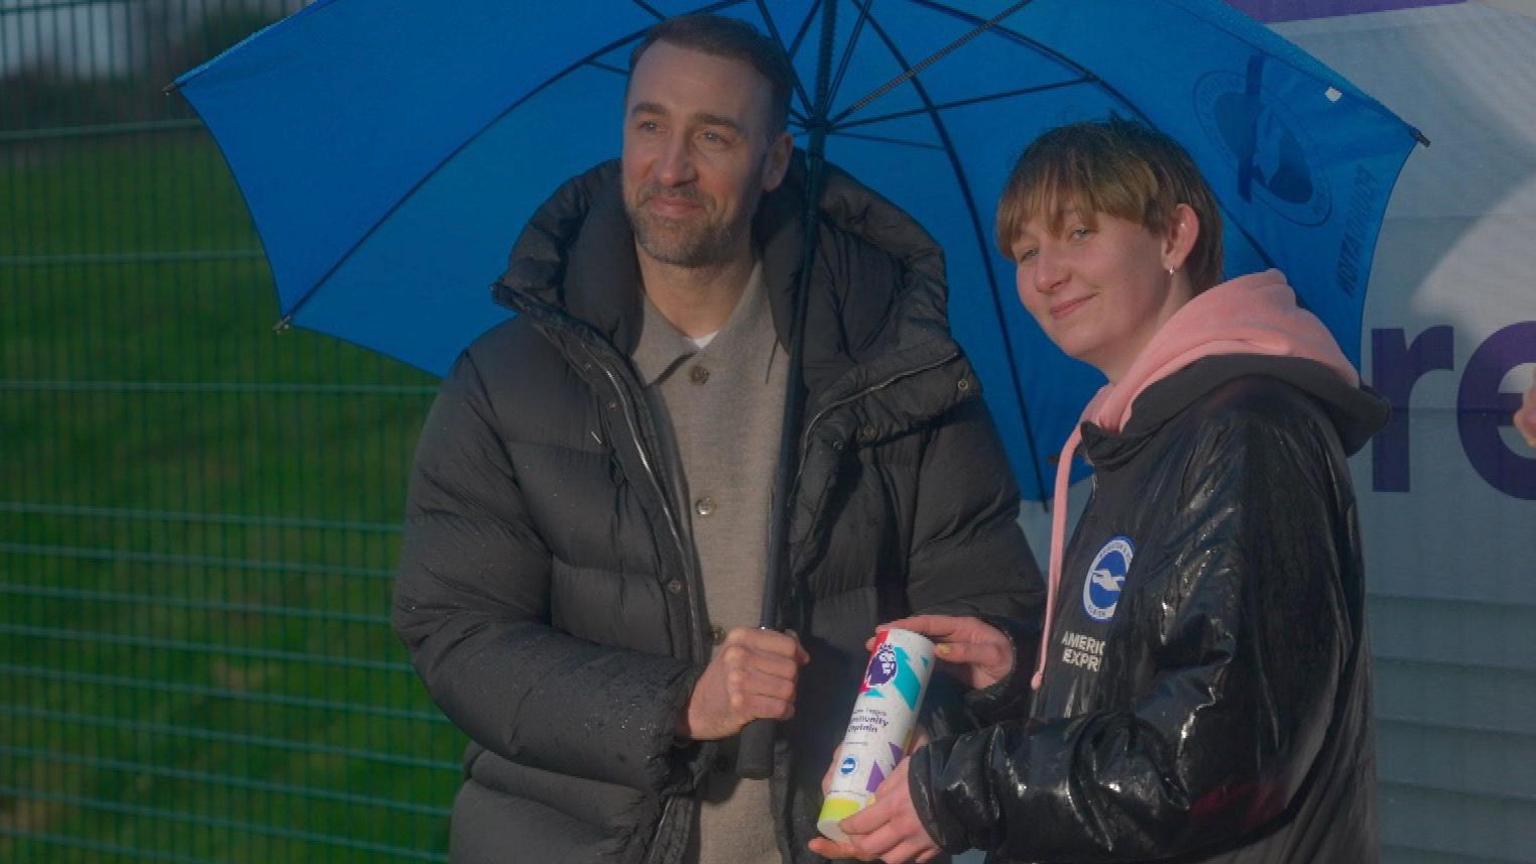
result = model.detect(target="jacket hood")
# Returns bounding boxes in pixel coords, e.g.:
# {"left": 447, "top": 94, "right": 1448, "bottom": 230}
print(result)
{"left": 492, "top": 154, "right": 948, "bottom": 363}
{"left": 1104, "top": 352, "right": 1388, "bottom": 460}
{"left": 1030, "top": 270, "right": 1388, "bottom": 689}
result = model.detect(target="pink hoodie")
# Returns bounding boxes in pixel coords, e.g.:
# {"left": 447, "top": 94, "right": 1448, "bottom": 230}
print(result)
{"left": 1030, "top": 270, "right": 1360, "bottom": 689}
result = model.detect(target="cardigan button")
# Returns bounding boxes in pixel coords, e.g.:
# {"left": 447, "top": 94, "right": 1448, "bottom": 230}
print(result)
{"left": 667, "top": 579, "right": 684, "bottom": 595}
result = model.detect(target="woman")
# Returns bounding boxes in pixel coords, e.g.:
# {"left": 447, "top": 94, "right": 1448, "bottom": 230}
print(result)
{"left": 810, "top": 119, "right": 1387, "bottom": 863}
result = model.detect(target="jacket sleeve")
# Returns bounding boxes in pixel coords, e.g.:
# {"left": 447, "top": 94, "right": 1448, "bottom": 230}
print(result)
{"left": 905, "top": 394, "right": 1047, "bottom": 738}
{"left": 910, "top": 401, "right": 1356, "bottom": 861}
{"left": 392, "top": 349, "right": 702, "bottom": 795}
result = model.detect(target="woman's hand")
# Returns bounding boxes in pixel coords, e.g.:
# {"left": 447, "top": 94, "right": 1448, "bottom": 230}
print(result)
{"left": 821, "top": 728, "right": 931, "bottom": 796}
{"left": 808, "top": 756, "right": 941, "bottom": 863}
{"left": 876, "top": 615, "right": 1015, "bottom": 691}
{"left": 1516, "top": 380, "right": 1536, "bottom": 447}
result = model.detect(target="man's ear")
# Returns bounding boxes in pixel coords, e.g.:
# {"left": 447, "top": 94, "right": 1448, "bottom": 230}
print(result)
{"left": 762, "top": 130, "right": 794, "bottom": 192}
{"left": 1162, "top": 203, "right": 1200, "bottom": 273}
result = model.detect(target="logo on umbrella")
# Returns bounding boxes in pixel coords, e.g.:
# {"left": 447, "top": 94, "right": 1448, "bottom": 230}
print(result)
{"left": 1083, "top": 536, "right": 1135, "bottom": 622}
{"left": 1195, "top": 70, "right": 1333, "bottom": 226}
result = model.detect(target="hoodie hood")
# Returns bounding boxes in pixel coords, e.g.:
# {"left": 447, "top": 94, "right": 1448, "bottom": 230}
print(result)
{"left": 1075, "top": 270, "right": 1361, "bottom": 438}
{"left": 1030, "top": 270, "right": 1387, "bottom": 689}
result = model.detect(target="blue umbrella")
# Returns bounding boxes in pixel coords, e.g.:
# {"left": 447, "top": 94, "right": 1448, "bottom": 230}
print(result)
{"left": 175, "top": 0, "right": 1422, "bottom": 502}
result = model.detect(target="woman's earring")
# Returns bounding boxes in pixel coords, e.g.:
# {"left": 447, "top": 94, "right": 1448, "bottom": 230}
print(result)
{"left": 1166, "top": 266, "right": 1175, "bottom": 276}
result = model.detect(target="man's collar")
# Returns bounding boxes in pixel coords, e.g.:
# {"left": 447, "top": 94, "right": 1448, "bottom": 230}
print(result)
{"left": 632, "top": 259, "right": 767, "bottom": 385}
{"left": 632, "top": 295, "right": 699, "bottom": 386}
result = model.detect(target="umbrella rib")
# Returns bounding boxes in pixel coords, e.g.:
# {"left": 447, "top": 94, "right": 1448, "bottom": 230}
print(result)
{"left": 900, "top": 1, "right": 1280, "bottom": 289}
{"left": 277, "top": 2, "right": 745, "bottom": 323}
{"left": 786, "top": 0, "right": 824, "bottom": 69}
{"left": 585, "top": 60, "right": 628, "bottom": 77}
{"left": 826, "top": 0, "right": 877, "bottom": 117}
{"left": 835, "top": 77, "right": 1093, "bottom": 131}
{"left": 854, "top": 4, "right": 1049, "bottom": 503}
{"left": 830, "top": 0, "right": 1033, "bottom": 127}
{"left": 630, "top": 0, "right": 667, "bottom": 20}
{"left": 902, "top": 0, "right": 1125, "bottom": 105}
{"left": 824, "top": 129, "right": 946, "bottom": 152}
{"left": 751, "top": 0, "right": 815, "bottom": 126}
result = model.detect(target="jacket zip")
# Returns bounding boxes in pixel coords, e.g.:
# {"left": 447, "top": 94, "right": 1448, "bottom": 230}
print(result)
{"left": 585, "top": 344, "right": 705, "bottom": 659}
{"left": 775, "top": 350, "right": 962, "bottom": 622}
{"left": 512, "top": 295, "right": 704, "bottom": 861}
{"left": 791, "top": 350, "right": 962, "bottom": 499}
{"left": 644, "top": 794, "right": 685, "bottom": 864}
{"left": 586, "top": 349, "right": 703, "bottom": 864}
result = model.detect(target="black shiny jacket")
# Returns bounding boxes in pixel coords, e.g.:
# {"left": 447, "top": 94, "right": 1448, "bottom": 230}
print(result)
{"left": 392, "top": 158, "right": 1042, "bottom": 864}
{"left": 912, "top": 355, "right": 1389, "bottom": 863}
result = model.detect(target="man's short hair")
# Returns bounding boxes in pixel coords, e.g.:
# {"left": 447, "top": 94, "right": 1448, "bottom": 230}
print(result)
{"left": 995, "top": 117, "right": 1225, "bottom": 293}
{"left": 629, "top": 14, "right": 796, "bottom": 136}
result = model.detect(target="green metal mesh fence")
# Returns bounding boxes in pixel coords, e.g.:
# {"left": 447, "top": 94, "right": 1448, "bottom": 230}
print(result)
{"left": 2, "top": 2, "right": 461, "bottom": 860}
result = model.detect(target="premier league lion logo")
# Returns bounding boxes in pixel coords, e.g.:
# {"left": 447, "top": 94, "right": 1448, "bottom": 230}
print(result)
{"left": 866, "top": 644, "right": 898, "bottom": 687}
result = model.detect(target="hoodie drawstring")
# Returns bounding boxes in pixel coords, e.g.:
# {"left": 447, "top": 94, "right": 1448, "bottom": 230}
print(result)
{"left": 1032, "top": 424, "right": 1082, "bottom": 690}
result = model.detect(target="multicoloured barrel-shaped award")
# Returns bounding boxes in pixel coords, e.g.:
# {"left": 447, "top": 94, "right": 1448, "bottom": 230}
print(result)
{"left": 817, "top": 627, "right": 935, "bottom": 843}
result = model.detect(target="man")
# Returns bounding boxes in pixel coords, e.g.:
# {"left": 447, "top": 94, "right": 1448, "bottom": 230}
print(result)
{"left": 393, "top": 14, "right": 1040, "bottom": 864}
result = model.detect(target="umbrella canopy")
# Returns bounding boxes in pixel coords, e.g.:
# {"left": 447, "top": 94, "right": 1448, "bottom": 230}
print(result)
{"left": 176, "top": 0, "right": 1421, "bottom": 500}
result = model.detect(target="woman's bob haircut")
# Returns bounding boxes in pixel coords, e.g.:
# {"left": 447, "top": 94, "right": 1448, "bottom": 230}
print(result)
{"left": 996, "top": 117, "right": 1225, "bottom": 293}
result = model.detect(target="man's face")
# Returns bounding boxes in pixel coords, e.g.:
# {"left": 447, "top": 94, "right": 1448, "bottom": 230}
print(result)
{"left": 622, "top": 41, "right": 791, "bottom": 269}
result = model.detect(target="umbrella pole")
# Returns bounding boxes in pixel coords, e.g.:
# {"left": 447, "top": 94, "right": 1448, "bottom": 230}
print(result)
{"left": 736, "top": 0, "right": 839, "bottom": 781}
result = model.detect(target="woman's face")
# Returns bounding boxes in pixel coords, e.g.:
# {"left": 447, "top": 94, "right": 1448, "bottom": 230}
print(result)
{"left": 1010, "top": 205, "right": 1195, "bottom": 382}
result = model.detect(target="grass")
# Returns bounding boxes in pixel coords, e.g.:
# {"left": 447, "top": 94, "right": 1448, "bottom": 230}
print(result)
{"left": 1, "top": 129, "right": 462, "bottom": 862}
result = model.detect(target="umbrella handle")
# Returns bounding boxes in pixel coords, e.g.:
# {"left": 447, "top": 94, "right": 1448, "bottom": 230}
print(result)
{"left": 736, "top": 718, "right": 776, "bottom": 779}
{"left": 735, "top": 0, "right": 838, "bottom": 788}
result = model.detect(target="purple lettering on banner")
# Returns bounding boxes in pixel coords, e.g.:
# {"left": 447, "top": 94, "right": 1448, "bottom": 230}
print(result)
{"left": 1458, "top": 322, "right": 1536, "bottom": 501}
{"left": 1226, "top": 0, "right": 1466, "bottom": 23}
{"left": 1371, "top": 326, "right": 1454, "bottom": 493}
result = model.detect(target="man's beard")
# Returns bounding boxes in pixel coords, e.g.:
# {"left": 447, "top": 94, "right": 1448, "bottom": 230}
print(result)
{"left": 626, "top": 184, "right": 747, "bottom": 269}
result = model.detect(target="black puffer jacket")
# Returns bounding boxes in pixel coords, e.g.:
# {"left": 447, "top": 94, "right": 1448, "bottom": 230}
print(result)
{"left": 393, "top": 158, "right": 1042, "bottom": 864}
{"left": 912, "top": 356, "right": 1388, "bottom": 863}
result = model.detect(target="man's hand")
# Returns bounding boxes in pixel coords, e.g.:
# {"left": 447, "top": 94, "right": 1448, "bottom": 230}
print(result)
{"left": 875, "top": 615, "right": 1014, "bottom": 691}
{"left": 808, "top": 756, "right": 940, "bottom": 863}
{"left": 1517, "top": 380, "right": 1536, "bottom": 447}
{"left": 677, "top": 627, "right": 809, "bottom": 741}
